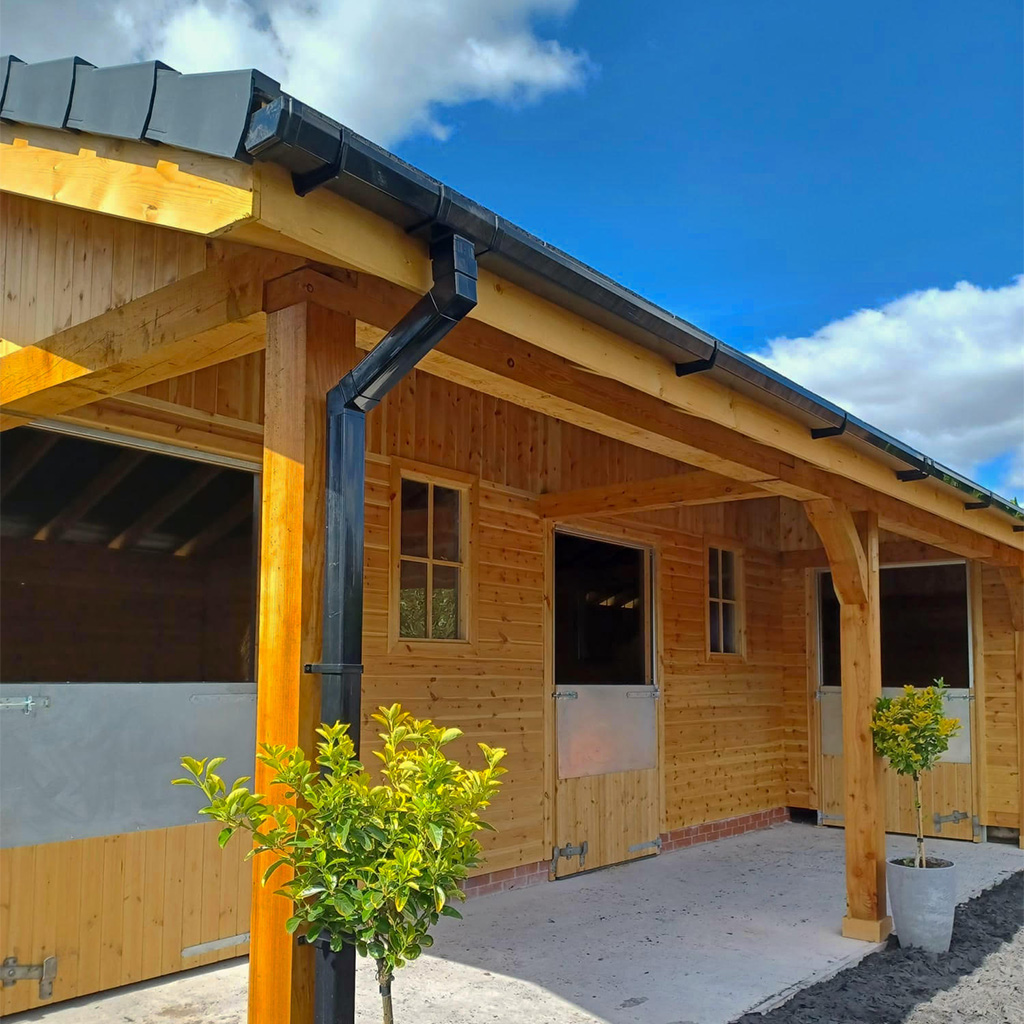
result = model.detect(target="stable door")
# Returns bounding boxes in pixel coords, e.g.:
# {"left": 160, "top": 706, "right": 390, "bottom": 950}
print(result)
{"left": 551, "top": 532, "right": 661, "bottom": 878}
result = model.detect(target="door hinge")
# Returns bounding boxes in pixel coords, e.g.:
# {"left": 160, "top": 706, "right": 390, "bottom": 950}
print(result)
{"left": 552, "top": 691, "right": 578, "bottom": 700}
{"left": 0, "top": 696, "right": 50, "bottom": 716}
{"left": 627, "top": 836, "right": 662, "bottom": 854}
{"left": 933, "top": 809, "right": 969, "bottom": 832}
{"left": 2, "top": 956, "right": 57, "bottom": 999}
{"left": 550, "top": 840, "right": 588, "bottom": 874}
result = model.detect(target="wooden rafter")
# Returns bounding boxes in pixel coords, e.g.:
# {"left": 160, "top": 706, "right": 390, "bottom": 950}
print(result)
{"left": 538, "top": 470, "right": 766, "bottom": 519}
{"left": 34, "top": 450, "right": 145, "bottom": 541}
{"left": 174, "top": 495, "right": 252, "bottom": 558}
{"left": 0, "top": 430, "right": 58, "bottom": 498}
{"left": 0, "top": 251, "right": 301, "bottom": 424}
{"left": 108, "top": 465, "right": 221, "bottom": 551}
{"left": 802, "top": 499, "right": 868, "bottom": 606}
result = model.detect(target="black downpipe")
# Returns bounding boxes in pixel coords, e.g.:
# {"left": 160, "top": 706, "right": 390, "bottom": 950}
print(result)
{"left": 307, "top": 230, "right": 477, "bottom": 1024}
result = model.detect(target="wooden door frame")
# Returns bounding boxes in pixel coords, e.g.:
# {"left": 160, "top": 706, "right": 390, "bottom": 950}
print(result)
{"left": 543, "top": 517, "right": 665, "bottom": 872}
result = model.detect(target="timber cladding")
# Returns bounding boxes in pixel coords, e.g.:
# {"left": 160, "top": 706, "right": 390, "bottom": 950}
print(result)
{"left": 980, "top": 564, "right": 1021, "bottom": 827}
{"left": 0, "top": 822, "right": 251, "bottom": 1015}
{"left": 352, "top": 362, "right": 790, "bottom": 866}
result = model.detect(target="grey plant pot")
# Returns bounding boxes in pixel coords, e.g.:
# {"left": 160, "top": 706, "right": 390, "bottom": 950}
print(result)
{"left": 887, "top": 857, "right": 956, "bottom": 953}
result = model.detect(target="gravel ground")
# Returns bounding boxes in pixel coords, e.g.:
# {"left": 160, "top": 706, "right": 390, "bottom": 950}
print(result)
{"left": 735, "top": 870, "right": 1024, "bottom": 1024}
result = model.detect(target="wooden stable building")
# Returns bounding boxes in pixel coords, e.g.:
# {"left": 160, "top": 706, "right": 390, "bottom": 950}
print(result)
{"left": 0, "top": 56, "right": 1021, "bottom": 1019}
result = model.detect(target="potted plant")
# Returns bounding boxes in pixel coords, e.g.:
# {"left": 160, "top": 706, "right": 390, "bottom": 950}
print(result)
{"left": 174, "top": 703, "right": 506, "bottom": 1024}
{"left": 870, "top": 680, "right": 961, "bottom": 952}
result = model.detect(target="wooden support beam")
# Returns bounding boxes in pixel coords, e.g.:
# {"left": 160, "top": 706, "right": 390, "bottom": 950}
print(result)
{"left": 968, "top": 563, "right": 989, "bottom": 837}
{"left": 266, "top": 268, "right": 1022, "bottom": 566}
{"left": 173, "top": 496, "right": 251, "bottom": 557}
{"left": 803, "top": 499, "right": 869, "bottom": 606}
{"left": 1, "top": 125, "right": 257, "bottom": 236}
{"left": 999, "top": 566, "right": 1024, "bottom": 847}
{"left": 45, "top": 393, "right": 264, "bottom": 466}
{"left": 537, "top": 470, "right": 766, "bottom": 519}
{"left": 805, "top": 502, "right": 891, "bottom": 942}
{"left": 0, "top": 430, "right": 58, "bottom": 498}
{"left": 34, "top": 450, "right": 145, "bottom": 541}
{"left": 250, "top": 302, "right": 357, "bottom": 1024}
{"left": 244, "top": 180, "right": 1020, "bottom": 549}
{"left": 999, "top": 566, "right": 1024, "bottom": 632}
{"left": 108, "top": 465, "right": 221, "bottom": 550}
{"left": 780, "top": 538, "right": 961, "bottom": 570}
{"left": 0, "top": 251, "right": 301, "bottom": 423}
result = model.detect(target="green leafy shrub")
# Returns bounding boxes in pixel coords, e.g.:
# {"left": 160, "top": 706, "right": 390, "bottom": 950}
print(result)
{"left": 871, "top": 680, "right": 960, "bottom": 867}
{"left": 174, "top": 704, "right": 506, "bottom": 1024}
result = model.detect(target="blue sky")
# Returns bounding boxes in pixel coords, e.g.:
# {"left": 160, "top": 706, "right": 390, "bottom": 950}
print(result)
{"left": 397, "top": 1, "right": 1022, "bottom": 348}
{"left": 7, "top": 0, "right": 1023, "bottom": 494}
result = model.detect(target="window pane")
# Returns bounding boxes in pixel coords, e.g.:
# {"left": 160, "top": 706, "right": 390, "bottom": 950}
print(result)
{"left": 399, "top": 559, "right": 428, "bottom": 637}
{"left": 709, "top": 601, "right": 721, "bottom": 653}
{"left": 708, "top": 547, "right": 719, "bottom": 599}
{"left": 721, "top": 549, "right": 735, "bottom": 601}
{"left": 722, "top": 602, "right": 737, "bottom": 654}
{"left": 400, "top": 478, "right": 429, "bottom": 557}
{"left": 432, "top": 564, "right": 460, "bottom": 640}
{"left": 433, "top": 486, "right": 461, "bottom": 563}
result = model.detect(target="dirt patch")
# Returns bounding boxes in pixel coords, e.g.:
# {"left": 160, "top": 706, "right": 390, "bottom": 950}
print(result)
{"left": 734, "top": 870, "right": 1024, "bottom": 1024}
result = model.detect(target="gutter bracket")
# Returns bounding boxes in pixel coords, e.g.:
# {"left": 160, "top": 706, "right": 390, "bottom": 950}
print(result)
{"left": 964, "top": 496, "right": 993, "bottom": 511}
{"left": 675, "top": 340, "right": 718, "bottom": 377}
{"left": 293, "top": 135, "right": 348, "bottom": 197}
{"left": 896, "top": 469, "right": 929, "bottom": 482}
{"left": 810, "top": 413, "right": 848, "bottom": 440}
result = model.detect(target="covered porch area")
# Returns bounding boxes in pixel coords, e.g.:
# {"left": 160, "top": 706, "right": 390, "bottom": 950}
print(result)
{"left": 16, "top": 822, "right": 1022, "bottom": 1024}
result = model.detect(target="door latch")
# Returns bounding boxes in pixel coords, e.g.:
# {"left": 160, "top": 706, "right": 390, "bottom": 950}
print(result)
{"left": 552, "top": 691, "right": 578, "bottom": 700}
{"left": 550, "top": 840, "right": 588, "bottom": 874}
{"left": 2, "top": 956, "right": 57, "bottom": 999}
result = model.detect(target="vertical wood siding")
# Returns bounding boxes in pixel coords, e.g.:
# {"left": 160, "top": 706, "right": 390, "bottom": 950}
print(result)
{"left": 0, "top": 823, "right": 250, "bottom": 1015}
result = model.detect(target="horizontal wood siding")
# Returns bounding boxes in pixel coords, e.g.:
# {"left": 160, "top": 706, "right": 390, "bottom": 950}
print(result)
{"left": 656, "top": 527, "right": 786, "bottom": 828}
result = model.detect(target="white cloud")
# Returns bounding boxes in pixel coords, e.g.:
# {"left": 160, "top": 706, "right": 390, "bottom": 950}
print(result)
{"left": 1, "top": 0, "right": 588, "bottom": 145}
{"left": 757, "top": 278, "right": 1024, "bottom": 496}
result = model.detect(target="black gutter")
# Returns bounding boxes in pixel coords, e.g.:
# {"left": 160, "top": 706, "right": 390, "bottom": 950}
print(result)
{"left": 244, "top": 94, "right": 1022, "bottom": 525}
{"left": 303, "top": 229, "right": 477, "bottom": 1024}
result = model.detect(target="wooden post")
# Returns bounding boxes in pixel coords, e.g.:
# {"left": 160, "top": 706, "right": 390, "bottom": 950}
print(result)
{"left": 804, "top": 500, "right": 891, "bottom": 942}
{"left": 968, "top": 562, "right": 988, "bottom": 841}
{"left": 998, "top": 567, "right": 1024, "bottom": 849}
{"left": 250, "top": 303, "right": 356, "bottom": 1024}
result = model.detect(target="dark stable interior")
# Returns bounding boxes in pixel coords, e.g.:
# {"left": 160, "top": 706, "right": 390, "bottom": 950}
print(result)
{"left": 1, "top": 427, "right": 255, "bottom": 683}
{"left": 818, "top": 562, "right": 970, "bottom": 688}
{"left": 554, "top": 532, "right": 647, "bottom": 685}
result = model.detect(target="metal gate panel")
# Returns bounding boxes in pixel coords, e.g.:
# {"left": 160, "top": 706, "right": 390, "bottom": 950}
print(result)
{"left": 555, "top": 684, "right": 658, "bottom": 779}
{"left": 0, "top": 682, "right": 256, "bottom": 849}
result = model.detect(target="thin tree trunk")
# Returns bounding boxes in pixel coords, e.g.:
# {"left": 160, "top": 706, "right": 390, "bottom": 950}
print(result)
{"left": 377, "top": 959, "right": 395, "bottom": 1024}
{"left": 913, "top": 773, "right": 925, "bottom": 868}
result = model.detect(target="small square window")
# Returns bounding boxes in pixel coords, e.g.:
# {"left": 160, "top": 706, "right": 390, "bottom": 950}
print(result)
{"left": 708, "top": 545, "right": 742, "bottom": 656}
{"left": 396, "top": 474, "right": 466, "bottom": 641}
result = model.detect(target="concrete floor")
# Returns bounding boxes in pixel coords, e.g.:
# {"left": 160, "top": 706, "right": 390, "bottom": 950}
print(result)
{"left": 11, "top": 823, "right": 1023, "bottom": 1024}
